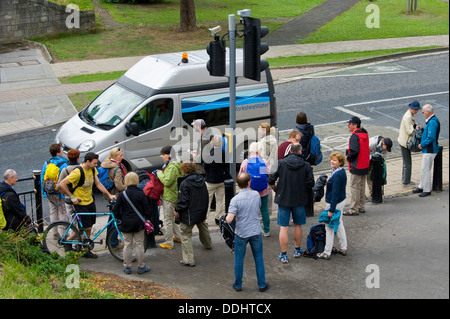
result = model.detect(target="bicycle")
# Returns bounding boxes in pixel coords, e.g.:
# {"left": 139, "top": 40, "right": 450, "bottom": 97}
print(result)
{"left": 42, "top": 199, "right": 147, "bottom": 261}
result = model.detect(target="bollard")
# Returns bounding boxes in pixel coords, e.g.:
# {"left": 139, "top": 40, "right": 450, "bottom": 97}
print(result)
{"left": 33, "top": 170, "right": 43, "bottom": 233}
{"left": 432, "top": 146, "right": 444, "bottom": 192}
{"left": 371, "top": 154, "right": 384, "bottom": 204}
{"left": 224, "top": 179, "right": 235, "bottom": 215}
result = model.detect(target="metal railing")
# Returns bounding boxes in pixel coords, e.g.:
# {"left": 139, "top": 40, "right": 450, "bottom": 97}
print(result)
{"left": 16, "top": 170, "right": 43, "bottom": 233}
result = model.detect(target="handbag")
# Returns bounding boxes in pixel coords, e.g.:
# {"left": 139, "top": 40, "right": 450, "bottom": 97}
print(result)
{"left": 123, "top": 190, "right": 154, "bottom": 234}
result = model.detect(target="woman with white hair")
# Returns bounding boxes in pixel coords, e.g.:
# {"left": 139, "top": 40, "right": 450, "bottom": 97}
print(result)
{"left": 239, "top": 142, "right": 271, "bottom": 237}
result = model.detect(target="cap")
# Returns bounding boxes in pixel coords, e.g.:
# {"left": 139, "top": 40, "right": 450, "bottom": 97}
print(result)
{"left": 191, "top": 119, "right": 206, "bottom": 128}
{"left": 383, "top": 137, "right": 393, "bottom": 152}
{"left": 409, "top": 101, "right": 420, "bottom": 110}
{"left": 348, "top": 116, "right": 361, "bottom": 125}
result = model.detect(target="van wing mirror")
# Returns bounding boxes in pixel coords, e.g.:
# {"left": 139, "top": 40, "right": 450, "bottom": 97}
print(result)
{"left": 125, "top": 122, "right": 140, "bottom": 137}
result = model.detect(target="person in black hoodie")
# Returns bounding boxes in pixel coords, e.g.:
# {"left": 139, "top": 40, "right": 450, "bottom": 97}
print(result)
{"left": 175, "top": 162, "right": 212, "bottom": 267}
{"left": 268, "top": 143, "right": 315, "bottom": 264}
{"left": 1, "top": 169, "right": 32, "bottom": 232}
{"left": 113, "top": 172, "right": 151, "bottom": 275}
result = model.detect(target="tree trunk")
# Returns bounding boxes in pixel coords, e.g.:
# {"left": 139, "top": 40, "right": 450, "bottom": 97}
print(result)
{"left": 180, "top": 0, "right": 197, "bottom": 32}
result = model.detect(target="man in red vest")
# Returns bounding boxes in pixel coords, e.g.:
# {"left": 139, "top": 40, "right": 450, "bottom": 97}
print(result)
{"left": 344, "top": 117, "right": 370, "bottom": 216}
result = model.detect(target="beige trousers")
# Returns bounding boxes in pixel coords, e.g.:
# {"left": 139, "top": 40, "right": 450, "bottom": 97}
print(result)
{"left": 180, "top": 221, "right": 212, "bottom": 265}
{"left": 123, "top": 229, "right": 146, "bottom": 269}
{"left": 349, "top": 173, "right": 366, "bottom": 214}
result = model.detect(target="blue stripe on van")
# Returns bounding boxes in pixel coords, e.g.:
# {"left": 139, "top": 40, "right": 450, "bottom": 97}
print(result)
{"left": 181, "top": 88, "right": 269, "bottom": 113}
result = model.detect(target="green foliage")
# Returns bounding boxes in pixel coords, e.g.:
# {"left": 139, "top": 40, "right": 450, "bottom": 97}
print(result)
{"left": 0, "top": 229, "right": 81, "bottom": 278}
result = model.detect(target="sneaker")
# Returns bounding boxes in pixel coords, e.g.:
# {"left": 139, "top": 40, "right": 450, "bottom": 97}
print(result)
{"left": 173, "top": 237, "right": 182, "bottom": 243}
{"left": 262, "top": 231, "right": 270, "bottom": 237}
{"left": 294, "top": 248, "right": 304, "bottom": 258}
{"left": 123, "top": 267, "right": 132, "bottom": 274}
{"left": 159, "top": 242, "right": 174, "bottom": 249}
{"left": 138, "top": 265, "right": 151, "bottom": 274}
{"left": 278, "top": 252, "right": 288, "bottom": 264}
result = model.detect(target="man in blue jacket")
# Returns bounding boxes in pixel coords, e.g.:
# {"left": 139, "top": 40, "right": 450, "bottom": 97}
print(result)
{"left": 413, "top": 104, "right": 441, "bottom": 197}
{"left": 41, "top": 143, "right": 68, "bottom": 239}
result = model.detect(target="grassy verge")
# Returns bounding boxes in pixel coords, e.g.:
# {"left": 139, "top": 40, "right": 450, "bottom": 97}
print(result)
{"left": 69, "top": 91, "right": 102, "bottom": 111}
{"left": 304, "top": 0, "right": 449, "bottom": 43}
{"left": 267, "top": 46, "right": 441, "bottom": 68}
{"left": 0, "top": 230, "right": 116, "bottom": 298}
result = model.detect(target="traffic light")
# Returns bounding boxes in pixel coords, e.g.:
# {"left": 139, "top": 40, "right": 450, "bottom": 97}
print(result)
{"left": 243, "top": 17, "right": 269, "bottom": 81}
{"left": 206, "top": 37, "right": 226, "bottom": 77}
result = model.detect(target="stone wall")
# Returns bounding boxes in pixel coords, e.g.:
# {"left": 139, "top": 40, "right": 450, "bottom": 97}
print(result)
{"left": 0, "top": 0, "right": 95, "bottom": 43}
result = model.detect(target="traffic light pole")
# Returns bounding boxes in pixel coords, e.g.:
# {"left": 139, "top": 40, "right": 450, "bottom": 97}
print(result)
{"left": 228, "top": 14, "right": 237, "bottom": 183}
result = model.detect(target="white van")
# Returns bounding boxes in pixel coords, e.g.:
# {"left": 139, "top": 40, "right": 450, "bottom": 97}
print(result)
{"left": 55, "top": 49, "right": 276, "bottom": 171}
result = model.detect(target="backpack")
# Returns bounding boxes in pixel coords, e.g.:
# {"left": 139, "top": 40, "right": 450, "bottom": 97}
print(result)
{"left": 96, "top": 166, "right": 118, "bottom": 190}
{"left": 143, "top": 173, "right": 164, "bottom": 200}
{"left": 313, "top": 174, "right": 328, "bottom": 202}
{"left": 247, "top": 157, "right": 268, "bottom": 192}
{"left": 0, "top": 192, "right": 7, "bottom": 230}
{"left": 407, "top": 128, "right": 423, "bottom": 153}
{"left": 303, "top": 224, "right": 326, "bottom": 258}
{"left": 305, "top": 135, "right": 323, "bottom": 166}
{"left": 43, "top": 160, "right": 65, "bottom": 194}
{"left": 219, "top": 214, "right": 235, "bottom": 252}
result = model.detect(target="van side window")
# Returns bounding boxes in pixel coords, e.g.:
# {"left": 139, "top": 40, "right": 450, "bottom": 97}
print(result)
{"left": 181, "top": 89, "right": 270, "bottom": 128}
{"left": 130, "top": 98, "right": 173, "bottom": 134}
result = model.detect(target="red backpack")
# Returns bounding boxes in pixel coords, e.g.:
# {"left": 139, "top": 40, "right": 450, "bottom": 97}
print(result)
{"left": 143, "top": 173, "right": 164, "bottom": 200}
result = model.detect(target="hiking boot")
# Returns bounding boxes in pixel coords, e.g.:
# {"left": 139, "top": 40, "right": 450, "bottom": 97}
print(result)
{"left": 278, "top": 252, "right": 288, "bottom": 264}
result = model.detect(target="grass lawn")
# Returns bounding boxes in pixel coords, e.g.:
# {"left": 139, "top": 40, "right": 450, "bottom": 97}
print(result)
{"left": 304, "top": 0, "right": 449, "bottom": 43}
{"left": 35, "top": 0, "right": 326, "bottom": 61}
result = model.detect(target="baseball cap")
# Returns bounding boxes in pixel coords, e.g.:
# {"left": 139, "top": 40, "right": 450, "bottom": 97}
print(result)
{"left": 384, "top": 137, "right": 393, "bottom": 152}
{"left": 409, "top": 101, "right": 420, "bottom": 110}
{"left": 348, "top": 116, "right": 361, "bottom": 125}
{"left": 191, "top": 119, "right": 206, "bottom": 128}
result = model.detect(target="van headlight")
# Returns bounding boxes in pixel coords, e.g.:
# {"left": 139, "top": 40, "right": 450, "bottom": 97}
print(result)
{"left": 78, "top": 140, "right": 96, "bottom": 152}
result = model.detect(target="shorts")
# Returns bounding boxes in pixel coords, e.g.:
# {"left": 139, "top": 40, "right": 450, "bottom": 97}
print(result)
{"left": 277, "top": 205, "right": 306, "bottom": 227}
{"left": 74, "top": 202, "right": 97, "bottom": 229}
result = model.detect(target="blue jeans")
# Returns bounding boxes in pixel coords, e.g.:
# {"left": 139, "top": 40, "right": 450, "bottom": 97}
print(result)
{"left": 234, "top": 233, "right": 267, "bottom": 290}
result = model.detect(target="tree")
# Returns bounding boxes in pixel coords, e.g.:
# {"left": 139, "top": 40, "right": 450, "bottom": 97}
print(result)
{"left": 407, "top": 0, "right": 418, "bottom": 14}
{"left": 180, "top": 0, "right": 197, "bottom": 31}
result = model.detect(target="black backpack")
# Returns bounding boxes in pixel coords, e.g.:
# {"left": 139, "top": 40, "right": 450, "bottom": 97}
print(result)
{"left": 219, "top": 214, "right": 235, "bottom": 252}
{"left": 303, "top": 224, "right": 326, "bottom": 258}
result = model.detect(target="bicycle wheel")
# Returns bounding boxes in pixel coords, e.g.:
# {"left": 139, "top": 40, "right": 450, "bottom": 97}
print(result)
{"left": 106, "top": 227, "right": 148, "bottom": 262}
{"left": 42, "top": 221, "right": 81, "bottom": 257}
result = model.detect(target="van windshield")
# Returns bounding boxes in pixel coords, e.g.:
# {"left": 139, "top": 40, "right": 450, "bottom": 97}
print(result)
{"left": 81, "top": 84, "right": 145, "bottom": 130}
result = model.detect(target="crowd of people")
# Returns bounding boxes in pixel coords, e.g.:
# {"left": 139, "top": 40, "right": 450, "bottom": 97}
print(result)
{"left": 0, "top": 101, "right": 441, "bottom": 291}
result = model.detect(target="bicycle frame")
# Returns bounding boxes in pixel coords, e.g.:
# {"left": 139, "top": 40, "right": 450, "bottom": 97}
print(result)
{"left": 61, "top": 212, "right": 123, "bottom": 247}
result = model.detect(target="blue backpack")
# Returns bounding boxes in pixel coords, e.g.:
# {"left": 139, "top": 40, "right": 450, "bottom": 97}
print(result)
{"left": 97, "top": 166, "right": 119, "bottom": 190}
{"left": 305, "top": 135, "right": 323, "bottom": 166}
{"left": 247, "top": 157, "right": 268, "bottom": 192}
{"left": 304, "top": 224, "right": 326, "bottom": 258}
